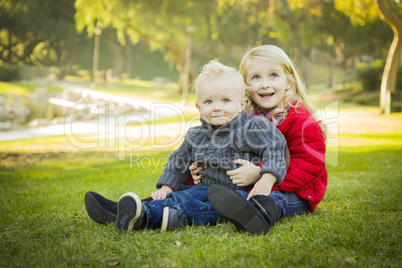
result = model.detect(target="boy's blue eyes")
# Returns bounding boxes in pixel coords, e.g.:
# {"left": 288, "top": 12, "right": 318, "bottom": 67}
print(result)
{"left": 205, "top": 99, "right": 230, "bottom": 104}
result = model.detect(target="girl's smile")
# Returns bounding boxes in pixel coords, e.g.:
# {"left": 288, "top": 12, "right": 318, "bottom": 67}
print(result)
{"left": 258, "top": 91, "right": 275, "bottom": 99}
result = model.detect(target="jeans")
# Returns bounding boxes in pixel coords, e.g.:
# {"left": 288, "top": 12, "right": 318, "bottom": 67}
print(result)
{"left": 268, "top": 190, "right": 310, "bottom": 219}
{"left": 142, "top": 185, "right": 309, "bottom": 229}
{"left": 143, "top": 185, "right": 248, "bottom": 229}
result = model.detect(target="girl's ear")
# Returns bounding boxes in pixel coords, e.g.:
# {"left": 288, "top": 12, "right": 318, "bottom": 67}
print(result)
{"left": 287, "top": 74, "right": 295, "bottom": 90}
{"left": 195, "top": 102, "right": 200, "bottom": 111}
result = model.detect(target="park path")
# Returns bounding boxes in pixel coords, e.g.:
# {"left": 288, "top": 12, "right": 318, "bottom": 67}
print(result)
{"left": 0, "top": 81, "right": 199, "bottom": 142}
{"left": 338, "top": 109, "right": 401, "bottom": 134}
{"left": 0, "top": 87, "right": 400, "bottom": 142}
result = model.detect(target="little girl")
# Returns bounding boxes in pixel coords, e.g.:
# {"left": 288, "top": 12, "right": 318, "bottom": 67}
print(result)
{"left": 204, "top": 45, "right": 327, "bottom": 235}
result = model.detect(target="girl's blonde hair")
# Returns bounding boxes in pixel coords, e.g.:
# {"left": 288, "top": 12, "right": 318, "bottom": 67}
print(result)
{"left": 192, "top": 59, "right": 252, "bottom": 112}
{"left": 239, "top": 45, "right": 326, "bottom": 138}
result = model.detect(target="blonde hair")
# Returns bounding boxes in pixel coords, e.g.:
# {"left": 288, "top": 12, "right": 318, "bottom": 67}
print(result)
{"left": 239, "top": 45, "right": 327, "bottom": 138}
{"left": 192, "top": 59, "right": 252, "bottom": 112}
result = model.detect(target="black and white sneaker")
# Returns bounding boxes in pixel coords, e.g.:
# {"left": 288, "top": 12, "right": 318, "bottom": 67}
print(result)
{"left": 161, "top": 207, "right": 185, "bottom": 231}
{"left": 85, "top": 191, "right": 117, "bottom": 225}
{"left": 116, "top": 192, "right": 145, "bottom": 232}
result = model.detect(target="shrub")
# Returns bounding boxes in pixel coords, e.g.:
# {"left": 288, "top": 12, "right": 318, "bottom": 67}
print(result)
{"left": 0, "top": 65, "right": 20, "bottom": 81}
{"left": 356, "top": 66, "right": 383, "bottom": 92}
{"left": 396, "top": 68, "right": 402, "bottom": 92}
{"left": 357, "top": 65, "right": 402, "bottom": 92}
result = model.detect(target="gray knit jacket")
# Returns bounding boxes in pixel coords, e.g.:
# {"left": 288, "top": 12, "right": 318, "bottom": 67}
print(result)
{"left": 156, "top": 110, "right": 289, "bottom": 191}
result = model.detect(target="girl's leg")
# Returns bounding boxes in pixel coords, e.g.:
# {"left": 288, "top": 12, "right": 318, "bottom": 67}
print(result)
{"left": 207, "top": 185, "right": 310, "bottom": 235}
{"left": 268, "top": 191, "right": 310, "bottom": 219}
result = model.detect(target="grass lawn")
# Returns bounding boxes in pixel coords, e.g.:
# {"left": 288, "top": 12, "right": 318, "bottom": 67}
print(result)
{"left": 0, "top": 79, "right": 401, "bottom": 266}
{"left": 0, "top": 130, "right": 401, "bottom": 267}
{"left": 0, "top": 81, "right": 65, "bottom": 95}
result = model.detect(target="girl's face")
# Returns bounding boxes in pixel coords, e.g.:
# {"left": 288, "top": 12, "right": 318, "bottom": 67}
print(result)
{"left": 245, "top": 58, "right": 293, "bottom": 114}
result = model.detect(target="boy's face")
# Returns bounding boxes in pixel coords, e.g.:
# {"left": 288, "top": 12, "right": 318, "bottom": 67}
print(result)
{"left": 245, "top": 59, "right": 293, "bottom": 114}
{"left": 196, "top": 73, "right": 246, "bottom": 128}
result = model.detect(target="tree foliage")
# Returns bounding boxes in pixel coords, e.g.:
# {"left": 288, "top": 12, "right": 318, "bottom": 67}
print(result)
{"left": 0, "top": 0, "right": 83, "bottom": 74}
{"left": 1, "top": 0, "right": 397, "bottom": 111}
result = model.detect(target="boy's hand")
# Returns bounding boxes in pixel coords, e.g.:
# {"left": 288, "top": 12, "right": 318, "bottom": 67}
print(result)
{"left": 189, "top": 162, "right": 203, "bottom": 184}
{"left": 247, "top": 173, "right": 277, "bottom": 200}
{"left": 151, "top": 185, "right": 173, "bottom": 200}
{"left": 227, "top": 159, "right": 261, "bottom": 187}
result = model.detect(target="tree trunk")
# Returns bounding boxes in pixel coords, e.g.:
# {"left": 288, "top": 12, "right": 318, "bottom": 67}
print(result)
{"left": 107, "top": 40, "right": 124, "bottom": 77}
{"left": 376, "top": 0, "right": 402, "bottom": 113}
{"left": 304, "top": 48, "right": 314, "bottom": 89}
{"left": 6, "top": 28, "right": 12, "bottom": 63}
{"left": 125, "top": 37, "right": 132, "bottom": 77}
{"left": 328, "top": 55, "right": 334, "bottom": 89}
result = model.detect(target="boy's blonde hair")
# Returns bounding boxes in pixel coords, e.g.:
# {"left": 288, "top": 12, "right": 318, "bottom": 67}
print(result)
{"left": 192, "top": 59, "right": 251, "bottom": 111}
{"left": 239, "top": 45, "right": 326, "bottom": 138}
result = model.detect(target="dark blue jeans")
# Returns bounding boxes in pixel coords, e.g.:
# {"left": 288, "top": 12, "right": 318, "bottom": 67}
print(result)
{"left": 142, "top": 185, "right": 309, "bottom": 229}
{"left": 268, "top": 190, "right": 310, "bottom": 219}
{"left": 143, "top": 185, "right": 248, "bottom": 229}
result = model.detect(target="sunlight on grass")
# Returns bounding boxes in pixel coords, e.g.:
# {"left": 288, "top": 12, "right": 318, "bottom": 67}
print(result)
{"left": 0, "top": 78, "right": 401, "bottom": 267}
{"left": 0, "top": 133, "right": 401, "bottom": 267}
{"left": 0, "top": 81, "right": 65, "bottom": 94}
{"left": 0, "top": 81, "right": 31, "bottom": 95}
{"left": 119, "top": 78, "right": 177, "bottom": 89}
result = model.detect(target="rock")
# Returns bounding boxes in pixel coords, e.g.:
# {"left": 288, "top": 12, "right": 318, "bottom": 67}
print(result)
{"left": 28, "top": 118, "right": 51, "bottom": 128}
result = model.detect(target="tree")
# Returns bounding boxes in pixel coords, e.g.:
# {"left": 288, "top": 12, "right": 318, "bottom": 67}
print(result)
{"left": 335, "top": 0, "right": 402, "bottom": 113}
{"left": 375, "top": 0, "right": 402, "bottom": 113}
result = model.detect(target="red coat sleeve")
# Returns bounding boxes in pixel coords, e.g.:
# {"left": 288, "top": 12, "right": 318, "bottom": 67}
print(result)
{"left": 273, "top": 105, "right": 326, "bottom": 193}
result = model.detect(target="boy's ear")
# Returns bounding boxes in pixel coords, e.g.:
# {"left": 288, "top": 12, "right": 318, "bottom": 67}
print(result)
{"left": 195, "top": 102, "right": 200, "bottom": 110}
{"left": 239, "top": 98, "right": 247, "bottom": 112}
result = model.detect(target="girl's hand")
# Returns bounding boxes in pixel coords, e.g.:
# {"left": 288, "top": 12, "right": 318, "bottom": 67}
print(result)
{"left": 189, "top": 162, "right": 203, "bottom": 184}
{"left": 151, "top": 185, "right": 173, "bottom": 200}
{"left": 227, "top": 159, "right": 261, "bottom": 187}
{"left": 247, "top": 173, "right": 277, "bottom": 200}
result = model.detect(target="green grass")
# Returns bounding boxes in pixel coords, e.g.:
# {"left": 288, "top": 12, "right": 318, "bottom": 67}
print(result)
{"left": 0, "top": 81, "right": 65, "bottom": 95}
{"left": 0, "top": 133, "right": 401, "bottom": 267}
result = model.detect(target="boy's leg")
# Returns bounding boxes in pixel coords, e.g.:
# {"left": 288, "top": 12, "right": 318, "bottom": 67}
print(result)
{"left": 144, "top": 185, "right": 210, "bottom": 229}
{"left": 173, "top": 198, "right": 222, "bottom": 227}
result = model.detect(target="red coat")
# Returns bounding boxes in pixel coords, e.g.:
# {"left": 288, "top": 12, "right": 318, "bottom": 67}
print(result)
{"left": 272, "top": 104, "right": 327, "bottom": 212}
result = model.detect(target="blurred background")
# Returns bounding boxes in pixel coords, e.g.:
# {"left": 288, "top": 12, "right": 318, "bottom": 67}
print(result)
{"left": 0, "top": 0, "right": 401, "bottom": 133}
{"left": 0, "top": 3, "right": 401, "bottom": 266}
